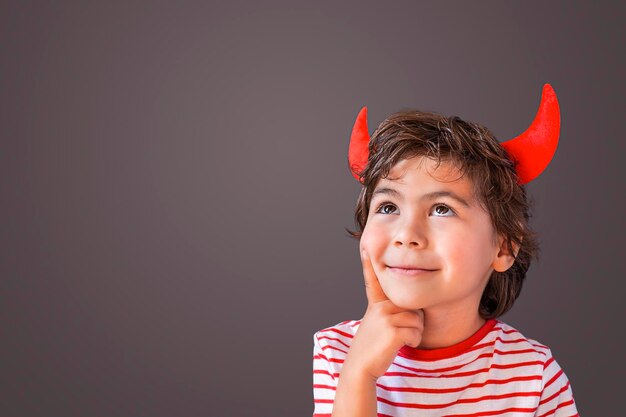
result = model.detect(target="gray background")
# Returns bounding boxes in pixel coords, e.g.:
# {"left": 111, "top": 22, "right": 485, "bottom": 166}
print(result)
{"left": 1, "top": 1, "right": 624, "bottom": 416}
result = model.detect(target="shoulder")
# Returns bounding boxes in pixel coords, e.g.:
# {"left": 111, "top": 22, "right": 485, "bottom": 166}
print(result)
{"left": 492, "top": 319, "right": 551, "bottom": 357}
{"left": 492, "top": 320, "right": 571, "bottom": 380}
{"left": 312, "top": 319, "right": 361, "bottom": 361}
{"left": 313, "top": 319, "right": 361, "bottom": 352}
{"left": 484, "top": 320, "right": 559, "bottom": 383}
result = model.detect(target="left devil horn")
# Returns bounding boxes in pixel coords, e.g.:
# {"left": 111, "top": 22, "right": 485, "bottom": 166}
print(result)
{"left": 500, "top": 84, "right": 561, "bottom": 184}
{"left": 348, "top": 106, "right": 371, "bottom": 182}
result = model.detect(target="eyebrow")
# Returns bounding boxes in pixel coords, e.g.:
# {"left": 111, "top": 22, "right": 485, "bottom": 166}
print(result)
{"left": 371, "top": 187, "right": 472, "bottom": 208}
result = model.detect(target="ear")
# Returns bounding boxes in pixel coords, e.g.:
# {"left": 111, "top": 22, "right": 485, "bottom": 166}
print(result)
{"left": 492, "top": 234, "right": 521, "bottom": 273}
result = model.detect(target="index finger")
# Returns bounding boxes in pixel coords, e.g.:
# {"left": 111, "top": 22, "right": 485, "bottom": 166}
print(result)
{"left": 361, "top": 250, "right": 389, "bottom": 305}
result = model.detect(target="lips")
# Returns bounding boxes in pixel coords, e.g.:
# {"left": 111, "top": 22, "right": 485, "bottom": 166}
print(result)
{"left": 386, "top": 265, "right": 438, "bottom": 277}
{"left": 387, "top": 264, "right": 437, "bottom": 271}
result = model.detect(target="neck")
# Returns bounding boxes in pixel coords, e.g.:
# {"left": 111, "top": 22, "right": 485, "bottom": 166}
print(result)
{"left": 416, "top": 306, "right": 486, "bottom": 350}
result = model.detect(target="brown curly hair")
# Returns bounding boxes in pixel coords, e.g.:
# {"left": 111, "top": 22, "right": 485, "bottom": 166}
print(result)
{"left": 345, "top": 110, "right": 540, "bottom": 319}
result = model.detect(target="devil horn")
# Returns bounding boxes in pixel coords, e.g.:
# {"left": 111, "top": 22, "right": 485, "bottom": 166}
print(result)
{"left": 348, "top": 106, "right": 371, "bottom": 182}
{"left": 500, "top": 84, "right": 561, "bottom": 184}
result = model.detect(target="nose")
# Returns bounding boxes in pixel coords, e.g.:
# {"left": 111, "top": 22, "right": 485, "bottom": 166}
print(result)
{"left": 393, "top": 215, "right": 428, "bottom": 248}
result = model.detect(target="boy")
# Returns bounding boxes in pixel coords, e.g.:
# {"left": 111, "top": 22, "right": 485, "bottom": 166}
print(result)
{"left": 312, "top": 84, "right": 579, "bottom": 417}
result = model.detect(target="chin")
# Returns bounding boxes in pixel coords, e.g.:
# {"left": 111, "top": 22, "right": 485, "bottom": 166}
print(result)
{"left": 388, "top": 293, "right": 424, "bottom": 311}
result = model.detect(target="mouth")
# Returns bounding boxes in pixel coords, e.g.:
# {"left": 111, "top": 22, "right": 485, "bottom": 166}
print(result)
{"left": 386, "top": 265, "right": 437, "bottom": 276}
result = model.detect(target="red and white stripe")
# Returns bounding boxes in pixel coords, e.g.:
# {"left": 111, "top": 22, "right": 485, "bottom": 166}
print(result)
{"left": 312, "top": 319, "right": 578, "bottom": 417}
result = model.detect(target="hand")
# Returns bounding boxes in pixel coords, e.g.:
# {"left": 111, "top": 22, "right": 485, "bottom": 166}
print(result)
{"left": 342, "top": 250, "right": 425, "bottom": 381}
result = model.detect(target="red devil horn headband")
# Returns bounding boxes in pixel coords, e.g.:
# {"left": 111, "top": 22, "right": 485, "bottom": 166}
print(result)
{"left": 348, "top": 83, "right": 560, "bottom": 185}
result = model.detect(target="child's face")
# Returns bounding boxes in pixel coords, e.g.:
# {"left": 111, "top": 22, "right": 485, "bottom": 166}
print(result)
{"left": 360, "top": 155, "right": 513, "bottom": 314}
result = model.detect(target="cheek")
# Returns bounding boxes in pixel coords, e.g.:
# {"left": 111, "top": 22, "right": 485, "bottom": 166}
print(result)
{"left": 450, "top": 246, "right": 474, "bottom": 271}
{"left": 442, "top": 229, "right": 495, "bottom": 270}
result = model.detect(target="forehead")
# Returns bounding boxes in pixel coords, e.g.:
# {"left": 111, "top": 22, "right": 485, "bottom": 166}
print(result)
{"left": 383, "top": 156, "right": 471, "bottom": 189}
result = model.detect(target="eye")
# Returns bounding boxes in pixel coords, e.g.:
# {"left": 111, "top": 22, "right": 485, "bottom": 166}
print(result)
{"left": 431, "top": 204, "right": 455, "bottom": 217}
{"left": 375, "top": 202, "right": 397, "bottom": 215}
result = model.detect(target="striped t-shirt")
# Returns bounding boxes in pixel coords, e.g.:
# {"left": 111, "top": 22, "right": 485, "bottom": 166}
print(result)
{"left": 312, "top": 318, "right": 578, "bottom": 417}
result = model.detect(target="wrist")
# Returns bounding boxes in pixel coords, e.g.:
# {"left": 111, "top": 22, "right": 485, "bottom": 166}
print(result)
{"left": 340, "top": 362, "right": 378, "bottom": 385}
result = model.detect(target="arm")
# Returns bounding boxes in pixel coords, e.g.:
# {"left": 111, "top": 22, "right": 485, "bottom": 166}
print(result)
{"left": 312, "top": 250, "right": 424, "bottom": 417}
{"left": 312, "top": 332, "right": 338, "bottom": 417}
{"left": 311, "top": 331, "right": 378, "bottom": 417}
{"left": 331, "top": 360, "right": 378, "bottom": 417}
{"left": 534, "top": 351, "right": 579, "bottom": 417}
